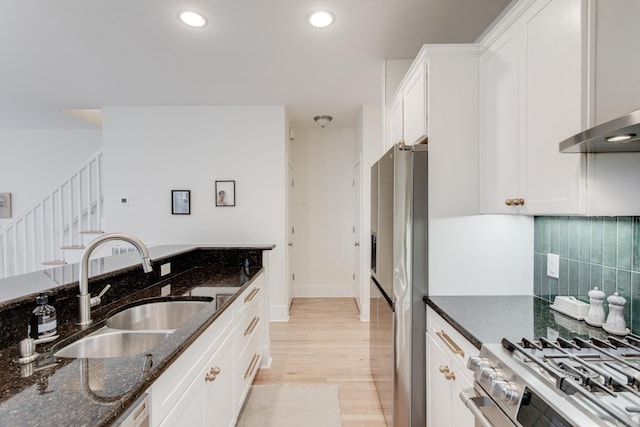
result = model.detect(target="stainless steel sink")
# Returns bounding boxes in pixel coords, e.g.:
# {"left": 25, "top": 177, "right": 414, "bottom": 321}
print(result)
{"left": 106, "top": 300, "right": 211, "bottom": 331}
{"left": 53, "top": 330, "right": 171, "bottom": 358}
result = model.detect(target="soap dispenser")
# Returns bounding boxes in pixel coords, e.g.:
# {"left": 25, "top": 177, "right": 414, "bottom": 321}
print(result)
{"left": 585, "top": 287, "right": 606, "bottom": 327}
{"left": 28, "top": 293, "right": 57, "bottom": 340}
{"left": 603, "top": 292, "right": 629, "bottom": 336}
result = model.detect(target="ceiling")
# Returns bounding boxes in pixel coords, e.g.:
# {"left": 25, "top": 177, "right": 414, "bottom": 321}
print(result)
{"left": 0, "top": 0, "right": 512, "bottom": 130}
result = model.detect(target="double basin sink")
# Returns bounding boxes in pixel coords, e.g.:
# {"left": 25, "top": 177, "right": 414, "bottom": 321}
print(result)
{"left": 52, "top": 298, "right": 214, "bottom": 359}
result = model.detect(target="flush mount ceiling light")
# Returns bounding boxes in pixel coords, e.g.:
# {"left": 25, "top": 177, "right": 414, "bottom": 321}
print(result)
{"left": 314, "top": 115, "right": 333, "bottom": 128}
{"left": 606, "top": 133, "right": 636, "bottom": 143}
{"left": 179, "top": 11, "right": 207, "bottom": 28}
{"left": 309, "top": 11, "right": 334, "bottom": 28}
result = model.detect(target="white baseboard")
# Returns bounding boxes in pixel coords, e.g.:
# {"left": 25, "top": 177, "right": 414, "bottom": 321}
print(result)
{"left": 293, "top": 283, "right": 356, "bottom": 298}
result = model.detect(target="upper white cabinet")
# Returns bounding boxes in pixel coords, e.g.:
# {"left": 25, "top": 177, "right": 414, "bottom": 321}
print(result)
{"left": 401, "top": 63, "right": 427, "bottom": 146}
{"left": 479, "top": 0, "right": 640, "bottom": 216}
{"left": 479, "top": 0, "right": 587, "bottom": 215}
{"left": 386, "top": 58, "right": 428, "bottom": 147}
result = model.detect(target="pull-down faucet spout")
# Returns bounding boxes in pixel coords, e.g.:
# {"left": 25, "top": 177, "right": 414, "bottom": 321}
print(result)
{"left": 77, "top": 233, "right": 153, "bottom": 326}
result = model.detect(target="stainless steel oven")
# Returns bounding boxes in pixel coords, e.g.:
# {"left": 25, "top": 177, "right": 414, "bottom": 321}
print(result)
{"left": 462, "top": 336, "right": 640, "bottom": 427}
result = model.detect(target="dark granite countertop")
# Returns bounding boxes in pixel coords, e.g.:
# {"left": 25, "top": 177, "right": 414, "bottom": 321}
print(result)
{"left": 0, "top": 246, "right": 272, "bottom": 426}
{"left": 425, "top": 295, "right": 610, "bottom": 350}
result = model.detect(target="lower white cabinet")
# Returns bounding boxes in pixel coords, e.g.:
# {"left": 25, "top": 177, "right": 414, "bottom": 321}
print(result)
{"left": 426, "top": 308, "right": 477, "bottom": 427}
{"left": 158, "top": 333, "right": 235, "bottom": 427}
{"left": 150, "top": 272, "right": 267, "bottom": 427}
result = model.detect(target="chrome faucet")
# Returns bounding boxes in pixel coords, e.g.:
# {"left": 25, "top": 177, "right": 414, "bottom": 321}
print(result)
{"left": 77, "top": 233, "right": 153, "bottom": 325}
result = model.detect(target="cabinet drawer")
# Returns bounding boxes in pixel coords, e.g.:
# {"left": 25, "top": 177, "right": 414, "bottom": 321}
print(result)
{"left": 237, "top": 281, "right": 262, "bottom": 319}
{"left": 236, "top": 307, "right": 261, "bottom": 357}
{"left": 237, "top": 331, "right": 262, "bottom": 408}
{"left": 427, "top": 308, "right": 478, "bottom": 372}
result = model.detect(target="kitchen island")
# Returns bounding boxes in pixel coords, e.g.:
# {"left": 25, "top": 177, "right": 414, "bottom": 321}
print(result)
{"left": 0, "top": 244, "right": 273, "bottom": 426}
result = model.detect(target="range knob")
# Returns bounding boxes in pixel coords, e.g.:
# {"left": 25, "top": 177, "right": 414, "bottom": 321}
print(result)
{"left": 467, "top": 356, "right": 490, "bottom": 373}
{"left": 490, "top": 379, "right": 519, "bottom": 405}
{"left": 477, "top": 366, "right": 503, "bottom": 389}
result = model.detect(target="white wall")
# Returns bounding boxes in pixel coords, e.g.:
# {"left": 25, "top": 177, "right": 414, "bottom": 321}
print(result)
{"left": 357, "top": 104, "right": 384, "bottom": 320}
{"left": 101, "top": 106, "right": 288, "bottom": 320}
{"left": 0, "top": 129, "right": 102, "bottom": 228}
{"left": 290, "top": 127, "right": 356, "bottom": 297}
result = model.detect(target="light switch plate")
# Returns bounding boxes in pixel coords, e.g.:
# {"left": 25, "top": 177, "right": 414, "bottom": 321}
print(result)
{"left": 160, "top": 263, "right": 171, "bottom": 276}
{"left": 547, "top": 253, "right": 560, "bottom": 279}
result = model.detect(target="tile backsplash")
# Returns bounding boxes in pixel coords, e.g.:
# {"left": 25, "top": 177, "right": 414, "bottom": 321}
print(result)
{"left": 534, "top": 216, "right": 640, "bottom": 332}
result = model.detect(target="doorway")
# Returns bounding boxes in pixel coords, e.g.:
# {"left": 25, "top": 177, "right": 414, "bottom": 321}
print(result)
{"left": 288, "top": 127, "right": 357, "bottom": 298}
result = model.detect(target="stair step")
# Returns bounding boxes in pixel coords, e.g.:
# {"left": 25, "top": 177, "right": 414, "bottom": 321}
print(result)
{"left": 61, "top": 245, "right": 85, "bottom": 250}
{"left": 42, "top": 260, "right": 68, "bottom": 266}
{"left": 80, "top": 230, "right": 104, "bottom": 235}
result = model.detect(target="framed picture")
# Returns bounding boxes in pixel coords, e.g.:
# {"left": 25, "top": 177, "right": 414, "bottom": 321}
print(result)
{"left": 0, "top": 193, "right": 11, "bottom": 218}
{"left": 215, "top": 180, "right": 236, "bottom": 207}
{"left": 171, "top": 190, "right": 191, "bottom": 215}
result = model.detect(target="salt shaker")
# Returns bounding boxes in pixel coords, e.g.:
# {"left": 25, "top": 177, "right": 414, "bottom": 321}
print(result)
{"left": 585, "top": 287, "right": 606, "bottom": 327}
{"left": 603, "top": 292, "right": 629, "bottom": 335}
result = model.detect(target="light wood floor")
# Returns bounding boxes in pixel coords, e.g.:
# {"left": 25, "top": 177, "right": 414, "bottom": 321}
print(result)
{"left": 253, "top": 297, "right": 386, "bottom": 427}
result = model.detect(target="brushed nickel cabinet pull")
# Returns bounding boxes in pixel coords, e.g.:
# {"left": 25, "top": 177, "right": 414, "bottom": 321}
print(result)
{"left": 244, "top": 287, "right": 260, "bottom": 303}
{"left": 244, "top": 316, "right": 260, "bottom": 336}
{"left": 505, "top": 199, "right": 514, "bottom": 206}
{"left": 436, "top": 330, "right": 465, "bottom": 358}
{"left": 244, "top": 353, "right": 260, "bottom": 379}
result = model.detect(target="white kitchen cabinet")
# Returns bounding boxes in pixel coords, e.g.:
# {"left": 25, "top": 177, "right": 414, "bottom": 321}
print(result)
{"left": 386, "top": 95, "right": 404, "bottom": 149}
{"left": 158, "top": 333, "right": 235, "bottom": 427}
{"left": 426, "top": 307, "right": 477, "bottom": 427}
{"left": 479, "top": 0, "right": 587, "bottom": 215}
{"left": 385, "top": 57, "right": 427, "bottom": 149}
{"left": 402, "top": 62, "right": 427, "bottom": 146}
{"left": 150, "top": 271, "right": 268, "bottom": 427}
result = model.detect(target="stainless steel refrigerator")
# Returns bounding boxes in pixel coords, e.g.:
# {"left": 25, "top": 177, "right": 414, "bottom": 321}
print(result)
{"left": 370, "top": 143, "right": 427, "bottom": 427}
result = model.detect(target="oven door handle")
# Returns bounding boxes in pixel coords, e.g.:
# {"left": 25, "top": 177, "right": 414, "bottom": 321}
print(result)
{"left": 460, "top": 388, "right": 496, "bottom": 427}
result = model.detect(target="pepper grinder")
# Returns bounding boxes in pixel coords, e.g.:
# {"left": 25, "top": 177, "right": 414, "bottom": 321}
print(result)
{"left": 585, "top": 287, "right": 606, "bottom": 327}
{"left": 603, "top": 292, "right": 629, "bottom": 335}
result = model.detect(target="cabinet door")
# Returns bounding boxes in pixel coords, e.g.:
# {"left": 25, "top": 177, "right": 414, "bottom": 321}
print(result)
{"left": 479, "top": 25, "right": 520, "bottom": 214}
{"left": 387, "top": 95, "right": 403, "bottom": 149}
{"left": 518, "top": 0, "right": 586, "bottom": 214}
{"left": 205, "top": 335, "right": 236, "bottom": 427}
{"left": 426, "top": 333, "right": 452, "bottom": 427}
{"left": 402, "top": 62, "right": 427, "bottom": 145}
{"left": 157, "top": 367, "right": 206, "bottom": 427}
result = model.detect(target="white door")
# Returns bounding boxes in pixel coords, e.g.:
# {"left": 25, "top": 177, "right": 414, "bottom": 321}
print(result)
{"left": 352, "top": 162, "right": 361, "bottom": 312}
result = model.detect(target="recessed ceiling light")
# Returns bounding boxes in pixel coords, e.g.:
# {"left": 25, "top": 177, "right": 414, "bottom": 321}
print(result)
{"left": 309, "top": 11, "right": 334, "bottom": 28}
{"left": 179, "top": 11, "right": 207, "bottom": 28}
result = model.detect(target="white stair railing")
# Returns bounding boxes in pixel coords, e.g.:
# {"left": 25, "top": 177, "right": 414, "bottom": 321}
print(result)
{"left": 0, "top": 151, "right": 104, "bottom": 279}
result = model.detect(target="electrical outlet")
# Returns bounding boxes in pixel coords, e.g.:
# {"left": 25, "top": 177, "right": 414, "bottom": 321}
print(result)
{"left": 161, "top": 284, "right": 171, "bottom": 297}
{"left": 160, "top": 263, "right": 171, "bottom": 276}
{"left": 547, "top": 253, "right": 560, "bottom": 279}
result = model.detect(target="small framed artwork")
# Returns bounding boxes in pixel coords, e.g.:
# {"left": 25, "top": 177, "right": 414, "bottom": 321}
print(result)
{"left": 0, "top": 193, "right": 11, "bottom": 218}
{"left": 215, "top": 180, "right": 236, "bottom": 207}
{"left": 171, "top": 190, "right": 191, "bottom": 215}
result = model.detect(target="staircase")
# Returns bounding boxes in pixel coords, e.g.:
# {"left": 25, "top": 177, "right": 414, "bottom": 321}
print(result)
{"left": 0, "top": 151, "right": 104, "bottom": 279}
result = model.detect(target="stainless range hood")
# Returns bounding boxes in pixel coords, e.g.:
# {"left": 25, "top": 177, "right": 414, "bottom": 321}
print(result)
{"left": 559, "top": 109, "right": 640, "bottom": 153}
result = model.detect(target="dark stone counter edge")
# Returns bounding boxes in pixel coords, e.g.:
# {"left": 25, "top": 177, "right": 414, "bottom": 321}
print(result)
{"left": 424, "top": 296, "right": 483, "bottom": 350}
